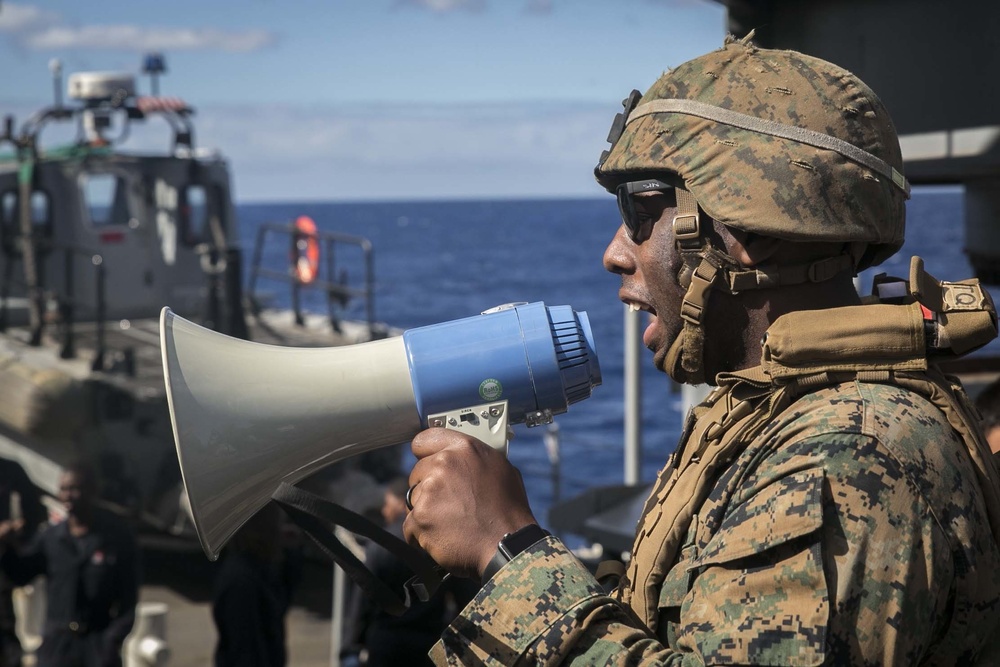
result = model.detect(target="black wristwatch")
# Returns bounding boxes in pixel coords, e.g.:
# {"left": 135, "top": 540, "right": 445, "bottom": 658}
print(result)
{"left": 481, "top": 524, "right": 551, "bottom": 585}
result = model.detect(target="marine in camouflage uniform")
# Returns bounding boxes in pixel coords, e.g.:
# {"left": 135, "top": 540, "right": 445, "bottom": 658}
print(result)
{"left": 405, "top": 36, "right": 1000, "bottom": 665}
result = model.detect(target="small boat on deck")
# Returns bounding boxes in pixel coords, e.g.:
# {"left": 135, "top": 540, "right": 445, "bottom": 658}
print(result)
{"left": 0, "top": 58, "right": 396, "bottom": 540}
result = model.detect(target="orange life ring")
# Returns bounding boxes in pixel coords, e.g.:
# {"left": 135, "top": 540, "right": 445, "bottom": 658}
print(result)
{"left": 292, "top": 216, "right": 320, "bottom": 284}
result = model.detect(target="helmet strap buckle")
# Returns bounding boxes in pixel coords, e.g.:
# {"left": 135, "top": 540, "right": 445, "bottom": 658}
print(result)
{"left": 673, "top": 188, "right": 702, "bottom": 252}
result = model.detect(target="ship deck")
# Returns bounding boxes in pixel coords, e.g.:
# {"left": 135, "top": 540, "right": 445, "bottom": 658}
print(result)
{"left": 0, "top": 309, "right": 396, "bottom": 397}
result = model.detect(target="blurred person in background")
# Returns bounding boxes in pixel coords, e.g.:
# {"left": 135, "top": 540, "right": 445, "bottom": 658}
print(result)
{"left": 975, "top": 379, "right": 1000, "bottom": 459}
{"left": 0, "top": 457, "right": 46, "bottom": 667}
{"left": 0, "top": 460, "right": 138, "bottom": 667}
{"left": 351, "top": 477, "right": 477, "bottom": 667}
{"left": 212, "top": 503, "right": 303, "bottom": 667}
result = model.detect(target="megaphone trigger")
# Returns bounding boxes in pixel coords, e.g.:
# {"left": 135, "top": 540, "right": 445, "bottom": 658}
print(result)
{"left": 427, "top": 400, "right": 510, "bottom": 454}
{"left": 404, "top": 567, "right": 451, "bottom": 605}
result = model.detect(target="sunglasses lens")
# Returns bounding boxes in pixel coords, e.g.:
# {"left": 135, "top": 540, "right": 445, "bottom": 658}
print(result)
{"left": 616, "top": 186, "right": 639, "bottom": 242}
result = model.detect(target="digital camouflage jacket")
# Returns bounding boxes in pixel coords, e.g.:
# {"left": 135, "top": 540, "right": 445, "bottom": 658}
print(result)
{"left": 431, "top": 300, "right": 1000, "bottom": 665}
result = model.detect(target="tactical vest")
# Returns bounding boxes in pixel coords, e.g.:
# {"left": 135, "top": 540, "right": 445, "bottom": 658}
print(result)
{"left": 617, "top": 257, "right": 1000, "bottom": 630}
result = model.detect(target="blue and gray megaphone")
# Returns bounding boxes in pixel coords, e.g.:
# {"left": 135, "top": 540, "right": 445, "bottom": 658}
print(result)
{"left": 160, "top": 302, "right": 601, "bottom": 561}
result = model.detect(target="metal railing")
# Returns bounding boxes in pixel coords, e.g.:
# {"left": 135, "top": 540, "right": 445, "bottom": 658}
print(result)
{"left": 0, "top": 237, "right": 109, "bottom": 370}
{"left": 57, "top": 246, "right": 108, "bottom": 370}
{"left": 196, "top": 245, "right": 249, "bottom": 341}
{"left": 246, "top": 221, "right": 378, "bottom": 338}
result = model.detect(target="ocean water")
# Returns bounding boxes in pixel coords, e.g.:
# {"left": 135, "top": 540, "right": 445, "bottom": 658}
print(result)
{"left": 236, "top": 187, "right": 978, "bottom": 525}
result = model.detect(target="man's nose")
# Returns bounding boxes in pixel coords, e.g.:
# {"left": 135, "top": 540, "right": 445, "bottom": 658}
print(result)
{"left": 603, "top": 226, "right": 635, "bottom": 275}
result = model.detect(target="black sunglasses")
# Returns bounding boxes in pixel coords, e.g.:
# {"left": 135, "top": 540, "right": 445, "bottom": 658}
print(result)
{"left": 615, "top": 179, "right": 673, "bottom": 243}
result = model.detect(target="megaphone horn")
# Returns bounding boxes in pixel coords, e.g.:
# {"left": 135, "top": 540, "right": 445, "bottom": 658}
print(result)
{"left": 160, "top": 302, "right": 601, "bottom": 561}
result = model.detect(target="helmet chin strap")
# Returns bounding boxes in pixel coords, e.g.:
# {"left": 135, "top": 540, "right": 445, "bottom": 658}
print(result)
{"left": 663, "top": 188, "right": 855, "bottom": 385}
{"left": 664, "top": 188, "right": 723, "bottom": 385}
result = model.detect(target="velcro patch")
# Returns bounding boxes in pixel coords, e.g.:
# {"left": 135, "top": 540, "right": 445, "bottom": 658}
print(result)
{"left": 940, "top": 282, "right": 987, "bottom": 312}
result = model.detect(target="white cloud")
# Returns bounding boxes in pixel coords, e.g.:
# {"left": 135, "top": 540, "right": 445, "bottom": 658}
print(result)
{"left": 393, "top": 0, "right": 554, "bottom": 14}
{"left": 196, "top": 102, "right": 605, "bottom": 162}
{"left": 394, "top": 0, "right": 488, "bottom": 13}
{"left": 186, "top": 101, "right": 614, "bottom": 201}
{"left": 0, "top": 2, "right": 276, "bottom": 54}
{"left": 24, "top": 26, "right": 276, "bottom": 53}
{"left": 0, "top": 3, "right": 59, "bottom": 32}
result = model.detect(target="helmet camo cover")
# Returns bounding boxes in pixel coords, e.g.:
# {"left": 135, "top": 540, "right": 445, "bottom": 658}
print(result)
{"left": 596, "top": 36, "right": 909, "bottom": 270}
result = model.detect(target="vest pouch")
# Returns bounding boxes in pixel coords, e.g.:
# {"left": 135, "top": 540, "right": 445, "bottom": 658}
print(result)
{"left": 761, "top": 303, "right": 927, "bottom": 381}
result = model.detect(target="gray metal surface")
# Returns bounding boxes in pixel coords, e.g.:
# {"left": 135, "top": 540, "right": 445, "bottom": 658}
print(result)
{"left": 713, "top": 0, "right": 1000, "bottom": 184}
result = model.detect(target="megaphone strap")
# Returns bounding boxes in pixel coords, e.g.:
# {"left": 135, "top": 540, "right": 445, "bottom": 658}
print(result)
{"left": 271, "top": 483, "right": 449, "bottom": 616}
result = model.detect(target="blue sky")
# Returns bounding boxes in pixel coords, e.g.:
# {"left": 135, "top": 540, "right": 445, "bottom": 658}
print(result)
{"left": 1, "top": 0, "right": 726, "bottom": 202}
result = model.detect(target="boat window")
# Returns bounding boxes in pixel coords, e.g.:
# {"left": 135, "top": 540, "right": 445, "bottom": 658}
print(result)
{"left": 1, "top": 190, "right": 51, "bottom": 226}
{"left": 81, "top": 173, "right": 130, "bottom": 227}
{"left": 30, "top": 191, "right": 49, "bottom": 226}
{"left": 181, "top": 184, "right": 208, "bottom": 245}
{"left": 0, "top": 191, "right": 14, "bottom": 228}
{"left": 180, "top": 183, "right": 225, "bottom": 246}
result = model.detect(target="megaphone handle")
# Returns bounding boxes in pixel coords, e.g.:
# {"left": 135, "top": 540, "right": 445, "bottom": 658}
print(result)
{"left": 427, "top": 400, "right": 511, "bottom": 455}
{"left": 272, "top": 483, "right": 448, "bottom": 616}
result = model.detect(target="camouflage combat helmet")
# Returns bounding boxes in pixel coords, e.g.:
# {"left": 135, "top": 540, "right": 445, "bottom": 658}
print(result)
{"left": 596, "top": 35, "right": 911, "bottom": 384}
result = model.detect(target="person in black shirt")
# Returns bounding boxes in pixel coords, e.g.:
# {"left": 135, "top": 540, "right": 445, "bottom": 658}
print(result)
{"left": 0, "top": 461, "right": 138, "bottom": 667}
{"left": 0, "top": 457, "right": 46, "bottom": 667}
{"left": 212, "top": 503, "right": 302, "bottom": 667}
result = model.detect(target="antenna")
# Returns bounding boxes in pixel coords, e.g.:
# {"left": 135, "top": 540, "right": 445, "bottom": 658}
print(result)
{"left": 48, "top": 58, "right": 63, "bottom": 108}
{"left": 142, "top": 52, "right": 167, "bottom": 96}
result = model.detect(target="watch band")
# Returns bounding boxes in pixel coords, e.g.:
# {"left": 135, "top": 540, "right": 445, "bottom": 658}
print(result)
{"left": 481, "top": 524, "right": 551, "bottom": 585}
